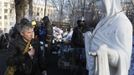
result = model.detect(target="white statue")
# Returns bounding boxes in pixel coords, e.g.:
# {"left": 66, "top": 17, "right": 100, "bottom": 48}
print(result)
{"left": 84, "top": 0, "right": 133, "bottom": 75}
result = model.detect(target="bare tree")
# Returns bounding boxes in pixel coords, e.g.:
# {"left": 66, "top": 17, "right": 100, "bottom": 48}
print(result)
{"left": 50, "top": 0, "right": 59, "bottom": 11}
{"left": 51, "top": 0, "right": 66, "bottom": 26}
{"left": 59, "top": 0, "right": 65, "bottom": 23}
{"left": 124, "top": 0, "right": 134, "bottom": 26}
{"left": 50, "top": 0, "right": 101, "bottom": 28}
{"left": 67, "top": 0, "right": 81, "bottom": 27}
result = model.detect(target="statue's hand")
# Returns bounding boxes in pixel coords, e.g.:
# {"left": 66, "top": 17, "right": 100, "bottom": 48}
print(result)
{"left": 89, "top": 52, "right": 97, "bottom": 56}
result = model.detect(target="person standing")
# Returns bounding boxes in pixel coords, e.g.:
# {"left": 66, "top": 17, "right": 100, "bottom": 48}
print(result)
{"left": 6, "top": 22, "right": 44, "bottom": 75}
{"left": 71, "top": 18, "right": 86, "bottom": 75}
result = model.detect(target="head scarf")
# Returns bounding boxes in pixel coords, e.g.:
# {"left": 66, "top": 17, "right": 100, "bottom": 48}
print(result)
{"left": 102, "top": 0, "right": 122, "bottom": 17}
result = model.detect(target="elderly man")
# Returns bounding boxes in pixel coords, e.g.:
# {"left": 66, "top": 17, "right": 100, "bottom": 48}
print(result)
{"left": 6, "top": 22, "right": 44, "bottom": 75}
{"left": 84, "top": 0, "right": 133, "bottom": 75}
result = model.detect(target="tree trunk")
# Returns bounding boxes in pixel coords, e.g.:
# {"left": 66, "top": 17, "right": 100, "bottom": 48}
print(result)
{"left": 14, "top": 0, "right": 28, "bottom": 23}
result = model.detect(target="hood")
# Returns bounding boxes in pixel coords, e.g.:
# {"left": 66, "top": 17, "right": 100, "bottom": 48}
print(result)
{"left": 103, "top": 0, "right": 122, "bottom": 17}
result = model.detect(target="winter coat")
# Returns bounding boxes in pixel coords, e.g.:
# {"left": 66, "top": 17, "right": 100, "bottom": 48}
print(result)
{"left": 7, "top": 36, "right": 46, "bottom": 75}
{"left": 71, "top": 27, "right": 84, "bottom": 48}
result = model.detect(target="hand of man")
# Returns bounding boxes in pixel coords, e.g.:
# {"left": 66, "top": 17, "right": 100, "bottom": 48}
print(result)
{"left": 28, "top": 45, "right": 35, "bottom": 59}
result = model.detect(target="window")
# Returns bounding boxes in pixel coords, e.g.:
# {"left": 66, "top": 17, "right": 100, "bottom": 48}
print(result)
{"left": 4, "top": 2, "right": 8, "bottom": 7}
{"left": 10, "top": 4, "right": 14, "bottom": 8}
{"left": 0, "top": 16, "right": 2, "bottom": 19}
{"left": 10, "top": 9, "right": 12, "bottom": 14}
{"left": 4, "top": 15, "right": 8, "bottom": 19}
{"left": 41, "top": 8, "right": 43, "bottom": 11}
{"left": 37, "top": 12, "right": 39, "bottom": 16}
{"left": 4, "top": 9, "right": 8, "bottom": 13}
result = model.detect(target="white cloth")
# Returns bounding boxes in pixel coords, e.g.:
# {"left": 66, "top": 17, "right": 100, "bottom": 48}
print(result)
{"left": 63, "top": 31, "right": 69, "bottom": 38}
{"left": 53, "top": 26, "right": 63, "bottom": 42}
{"left": 84, "top": 0, "right": 133, "bottom": 75}
{"left": 63, "top": 30, "right": 73, "bottom": 41}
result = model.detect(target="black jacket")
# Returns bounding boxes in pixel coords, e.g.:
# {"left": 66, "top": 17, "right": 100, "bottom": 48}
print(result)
{"left": 71, "top": 26, "right": 85, "bottom": 48}
{"left": 7, "top": 36, "right": 45, "bottom": 75}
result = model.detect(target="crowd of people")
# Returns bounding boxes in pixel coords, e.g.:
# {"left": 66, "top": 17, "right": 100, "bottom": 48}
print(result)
{"left": 0, "top": 15, "right": 89, "bottom": 75}
{"left": 0, "top": 0, "right": 134, "bottom": 75}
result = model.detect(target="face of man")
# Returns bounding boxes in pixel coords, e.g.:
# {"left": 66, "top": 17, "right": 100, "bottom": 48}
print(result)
{"left": 78, "top": 20, "right": 85, "bottom": 27}
{"left": 43, "top": 17, "right": 49, "bottom": 24}
{"left": 21, "top": 28, "right": 34, "bottom": 42}
{"left": 80, "top": 20, "right": 85, "bottom": 25}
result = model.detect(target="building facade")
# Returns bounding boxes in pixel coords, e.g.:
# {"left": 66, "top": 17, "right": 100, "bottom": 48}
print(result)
{"left": 0, "top": 0, "right": 56, "bottom": 33}
{"left": 33, "top": 0, "right": 57, "bottom": 22}
{"left": 0, "top": 0, "right": 15, "bottom": 33}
